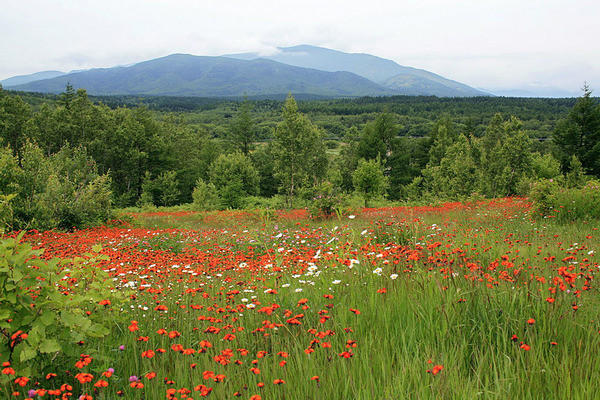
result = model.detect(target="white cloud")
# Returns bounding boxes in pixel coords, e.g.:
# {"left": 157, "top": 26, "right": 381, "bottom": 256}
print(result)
{"left": 1, "top": 0, "right": 599, "bottom": 91}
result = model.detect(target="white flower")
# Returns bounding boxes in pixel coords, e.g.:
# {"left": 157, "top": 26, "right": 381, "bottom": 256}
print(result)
{"left": 281, "top": 283, "right": 290, "bottom": 288}
{"left": 361, "top": 229, "right": 368, "bottom": 235}
{"left": 348, "top": 215, "right": 356, "bottom": 219}
{"left": 332, "top": 280, "right": 341, "bottom": 284}
{"left": 390, "top": 274, "right": 398, "bottom": 280}
{"left": 246, "top": 303, "right": 256, "bottom": 309}
{"left": 295, "top": 288, "right": 303, "bottom": 292}
{"left": 372, "top": 267, "right": 383, "bottom": 275}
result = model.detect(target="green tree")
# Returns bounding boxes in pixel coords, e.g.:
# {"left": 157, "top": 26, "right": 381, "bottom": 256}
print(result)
{"left": 192, "top": 179, "right": 219, "bottom": 210}
{"left": 210, "top": 152, "right": 259, "bottom": 209}
{"left": 229, "top": 98, "right": 255, "bottom": 155}
{"left": 251, "top": 143, "right": 279, "bottom": 197}
{"left": 0, "top": 92, "right": 31, "bottom": 163}
{"left": 357, "top": 111, "right": 397, "bottom": 162}
{"left": 273, "top": 94, "right": 326, "bottom": 206}
{"left": 553, "top": 84, "right": 600, "bottom": 177}
{"left": 476, "top": 115, "right": 532, "bottom": 197}
{"left": 423, "top": 134, "right": 479, "bottom": 198}
{"left": 352, "top": 157, "right": 388, "bottom": 207}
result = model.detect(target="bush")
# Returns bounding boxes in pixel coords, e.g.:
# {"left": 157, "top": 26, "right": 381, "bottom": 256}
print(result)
{"left": 0, "top": 235, "right": 125, "bottom": 377}
{"left": 353, "top": 157, "right": 388, "bottom": 207}
{"left": 140, "top": 170, "right": 181, "bottom": 207}
{"left": 210, "top": 152, "right": 259, "bottom": 209}
{"left": 192, "top": 179, "right": 219, "bottom": 211}
{"left": 0, "top": 144, "right": 114, "bottom": 230}
{"left": 302, "top": 181, "right": 348, "bottom": 219}
{"left": 530, "top": 179, "right": 600, "bottom": 222}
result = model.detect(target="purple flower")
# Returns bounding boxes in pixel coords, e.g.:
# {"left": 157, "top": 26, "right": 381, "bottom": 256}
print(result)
{"left": 129, "top": 375, "right": 139, "bottom": 382}
{"left": 28, "top": 390, "right": 36, "bottom": 397}
{"left": 119, "top": 345, "right": 125, "bottom": 351}
{"left": 108, "top": 368, "right": 115, "bottom": 373}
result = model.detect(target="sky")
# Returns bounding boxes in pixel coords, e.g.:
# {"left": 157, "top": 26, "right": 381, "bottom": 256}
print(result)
{"left": 1, "top": 0, "right": 599, "bottom": 94}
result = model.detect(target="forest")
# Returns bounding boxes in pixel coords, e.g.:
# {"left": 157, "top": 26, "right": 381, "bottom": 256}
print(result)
{"left": 0, "top": 84, "right": 598, "bottom": 230}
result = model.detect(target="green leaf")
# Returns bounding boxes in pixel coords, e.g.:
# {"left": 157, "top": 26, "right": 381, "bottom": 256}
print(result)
{"left": 91, "top": 244, "right": 102, "bottom": 253}
{"left": 19, "top": 344, "right": 37, "bottom": 362}
{"left": 61, "top": 310, "right": 84, "bottom": 328}
{"left": 40, "top": 311, "right": 55, "bottom": 326}
{"left": 0, "top": 309, "right": 10, "bottom": 320}
{"left": 86, "top": 323, "right": 109, "bottom": 338}
{"left": 27, "top": 322, "right": 46, "bottom": 346}
{"left": 11, "top": 268, "right": 23, "bottom": 282}
{"left": 39, "top": 339, "right": 61, "bottom": 354}
{"left": 6, "top": 292, "right": 16, "bottom": 304}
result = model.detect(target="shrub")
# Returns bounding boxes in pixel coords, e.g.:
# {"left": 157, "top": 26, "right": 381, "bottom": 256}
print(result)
{"left": 192, "top": 179, "right": 219, "bottom": 211}
{"left": 140, "top": 170, "right": 181, "bottom": 207}
{"left": 531, "top": 179, "right": 600, "bottom": 222}
{"left": 0, "top": 144, "right": 113, "bottom": 230}
{"left": 353, "top": 157, "right": 388, "bottom": 207}
{"left": 210, "top": 152, "right": 259, "bottom": 209}
{"left": 303, "top": 181, "right": 348, "bottom": 219}
{"left": 0, "top": 235, "right": 125, "bottom": 377}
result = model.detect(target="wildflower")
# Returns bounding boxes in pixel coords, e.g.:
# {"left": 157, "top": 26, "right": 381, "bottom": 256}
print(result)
{"left": 427, "top": 365, "right": 444, "bottom": 375}
{"left": 15, "top": 376, "right": 29, "bottom": 386}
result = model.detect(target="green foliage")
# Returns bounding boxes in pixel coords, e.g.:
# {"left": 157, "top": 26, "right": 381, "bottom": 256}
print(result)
{"left": 357, "top": 111, "right": 397, "bottom": 162}
{"left": 210, "top": 152, "right": 259, "bottom": 209}
{"left": 0, "top": 144, "right": 113, "bottom": 230}
{"left": 191, "top": 179, "right": 219, "bottom": 211}
{"left": 531, "top": 152, "right": 561, "bottom": 180}
{"left": 154, "top": 171, "right": 181, "bottom": 207}
{"left": 0, "top": 91, "right": 31, "bottom": 161}
{"left": 140, "top": 171, "right": 181, "bottom": 207}
{"left": 0, "top": 194, "right": 16, "bottom": 233}
{"left": 251, "top": 143, "right": 280, "bottom": 197}
{"left": 302, "top": 181, "right": 348, "bottom": 219}
{"left": 476, "top": 115, "right": 533, "bottom": 197}
{"left": 228, "top": 98, "right": 255, "bottom": 154}
{"left": 422, "top": 134, "right": 479, "bottom": 199}
{"left": 273, "top": 95, "right": 327, "bottom": 206}
{"left": 553, "top": 84, "right": 600, "bottom": 177}
{"left": 565, "top": 155, "right": 586, "bottom": 188}
{"left": 0, "top": 235, "right": 125, "bottom": 376}
{"left": 531, "top": 179, "right": 600, "bottom": 222}
{"left": 353, "top": 157, "right": 388, "bottom": 207}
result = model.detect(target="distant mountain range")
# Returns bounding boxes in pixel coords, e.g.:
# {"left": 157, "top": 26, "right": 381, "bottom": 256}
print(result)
{"left": 227, "top": 45, "right": 488, "bottom": 97}
{"left": 0, "top": 45, "right": 529, "bottom": 98}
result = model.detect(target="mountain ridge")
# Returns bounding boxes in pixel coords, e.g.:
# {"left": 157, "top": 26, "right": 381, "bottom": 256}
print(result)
{"left": 6, "top": 45, "right": 491, "bottom": 98}
{"left": 9, "top": 54, "right": 396, "bottom": 97}
{"left": 225, "top": 45, "right": 490, "bottom": 97}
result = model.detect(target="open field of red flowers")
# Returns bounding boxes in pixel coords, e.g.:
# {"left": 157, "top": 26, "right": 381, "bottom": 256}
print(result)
{"left": 2, "top": 198, "right": 600, "bottom": 399}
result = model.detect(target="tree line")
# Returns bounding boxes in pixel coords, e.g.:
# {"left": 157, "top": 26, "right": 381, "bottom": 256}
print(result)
{"left": 1, "top": 84, "right": 598, "bottom": 229}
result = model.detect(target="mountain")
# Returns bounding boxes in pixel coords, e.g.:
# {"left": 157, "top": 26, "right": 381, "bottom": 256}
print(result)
{"left": 226, "top": 45, "right": 489, "bottom": 97}
{"left": 1, "top": 70, "right": 66, "bottom": 87}
{"left": 10, "top": 54, "right": 396, "bottom": 97}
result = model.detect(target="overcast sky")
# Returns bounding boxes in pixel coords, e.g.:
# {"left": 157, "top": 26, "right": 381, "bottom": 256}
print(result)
{"left": 1, "top": 0, "right": 598, "bottom": 93}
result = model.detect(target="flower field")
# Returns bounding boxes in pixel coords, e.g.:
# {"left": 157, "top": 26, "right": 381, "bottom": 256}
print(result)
{"left": 3, "top": 198, "right": 600, "bottom": 399}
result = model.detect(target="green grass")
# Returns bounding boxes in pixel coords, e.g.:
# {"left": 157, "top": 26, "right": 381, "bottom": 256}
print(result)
{"left": 6, "top": 199, "right": 600, "bottom": 399}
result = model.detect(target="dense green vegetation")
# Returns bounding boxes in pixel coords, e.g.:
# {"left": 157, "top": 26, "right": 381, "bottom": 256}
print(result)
{"left": 1, "top": 84, "right": 599, "bottom": 230}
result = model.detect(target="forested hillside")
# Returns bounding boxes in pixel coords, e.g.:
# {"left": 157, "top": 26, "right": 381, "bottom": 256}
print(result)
{"left": 1, "top": 84, "right": 598, "bottom": 229}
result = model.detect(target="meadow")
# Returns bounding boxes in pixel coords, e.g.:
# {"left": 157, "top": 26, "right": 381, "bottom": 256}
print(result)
{"left": 2, "top": 198, "right": 600, "bottom": 399}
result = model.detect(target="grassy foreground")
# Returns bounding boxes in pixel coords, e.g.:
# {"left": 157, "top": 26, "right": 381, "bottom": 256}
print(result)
{"left": 3, "top": 198, "right": 600, "bottom": 399}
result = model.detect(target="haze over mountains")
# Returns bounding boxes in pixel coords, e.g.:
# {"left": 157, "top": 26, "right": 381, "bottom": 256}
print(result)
{"left": 1, "top": 45, "right": 568, "bottom": 98}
